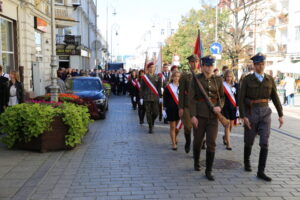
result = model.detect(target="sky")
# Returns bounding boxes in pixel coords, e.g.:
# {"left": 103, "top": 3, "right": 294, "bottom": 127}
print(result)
{"left": 96, "top": 0, "right": 207, "bottom": 56}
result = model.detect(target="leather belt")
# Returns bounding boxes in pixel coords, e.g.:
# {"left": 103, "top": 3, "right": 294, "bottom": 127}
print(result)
{"left": 197, "top": 98, "right": 218, "bottom": 103}
{"left": 250, "top": 99, "right": 269, "bottom": 104}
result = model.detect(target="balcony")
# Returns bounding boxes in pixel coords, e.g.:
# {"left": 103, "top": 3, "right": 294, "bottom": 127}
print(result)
{"left": 56, "top": 35, "right": 81, "bottom": 46}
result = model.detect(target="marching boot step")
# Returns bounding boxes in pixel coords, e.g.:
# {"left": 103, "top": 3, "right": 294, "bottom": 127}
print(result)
{"left": 257, "top": 172, "right": 272, "bottom": 182}
{"left": 205, "top": 171, "right": 215, "bottom": 181}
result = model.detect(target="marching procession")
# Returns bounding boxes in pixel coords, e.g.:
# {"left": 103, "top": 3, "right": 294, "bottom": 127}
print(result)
{"left": 126, "top": 53, "right": 284, "bottom": 182}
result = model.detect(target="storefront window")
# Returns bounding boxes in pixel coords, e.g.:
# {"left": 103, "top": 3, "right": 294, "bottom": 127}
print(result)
{"left": 0, "top": 17, "right": 14, "bottom": 73}
{"left": 35, "top": 30, "right": 43, "bottom": 62}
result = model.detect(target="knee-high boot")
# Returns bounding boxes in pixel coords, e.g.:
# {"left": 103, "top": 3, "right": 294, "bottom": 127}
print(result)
{"left": 184, "top": 131, "right": 191, "bottom": 153}
{"left": 244, "top": 146, "right": 252, "bottom": 172}
{"left": 257, "top": 148, "right": 272, "bottom": 181}
{"left": 205, "top": 151, "right": 215, "bottom": 181}
{"left": 193, "top": 149, "right": 201, "bottom": 171}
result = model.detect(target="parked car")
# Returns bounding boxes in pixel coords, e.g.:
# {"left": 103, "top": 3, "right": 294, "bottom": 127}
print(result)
{"left": 65, "top": 77, "right": 108, "bottom": 119}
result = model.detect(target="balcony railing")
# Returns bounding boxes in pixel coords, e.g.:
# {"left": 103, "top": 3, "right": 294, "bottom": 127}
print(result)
{"left": 56, "top": 35, "right": 81, "bottom": 46}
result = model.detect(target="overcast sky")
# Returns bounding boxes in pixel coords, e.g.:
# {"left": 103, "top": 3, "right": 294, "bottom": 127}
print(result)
{"left": 96, "top": 0, "right": 211, "bottom": 55}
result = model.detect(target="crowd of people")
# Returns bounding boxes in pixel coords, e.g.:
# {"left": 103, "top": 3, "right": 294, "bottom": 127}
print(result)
{"left": 127, "top": 53, "right": 284, "bottom": 182}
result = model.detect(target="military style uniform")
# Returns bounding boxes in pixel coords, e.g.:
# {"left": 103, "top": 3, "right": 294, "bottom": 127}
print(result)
{"left": 140, "top": 74, "right": 162, "bottom": 133}
{"left": 159, "top": 71, "right": 170, "bottom": 122}
{"left": 239, "top": 53, "right": 283, "bottom": 182}
{"left": 189, "top": 55, "right": 224, "bottom": 181}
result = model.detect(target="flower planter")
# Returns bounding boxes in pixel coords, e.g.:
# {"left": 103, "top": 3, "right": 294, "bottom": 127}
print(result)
{"left": 16, "top": 117, "right": 70, "bottom": 153}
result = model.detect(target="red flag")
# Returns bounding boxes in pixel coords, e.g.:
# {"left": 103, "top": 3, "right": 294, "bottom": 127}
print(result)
{"left": 194, "top": 30, "right": 203, "bottom": 68}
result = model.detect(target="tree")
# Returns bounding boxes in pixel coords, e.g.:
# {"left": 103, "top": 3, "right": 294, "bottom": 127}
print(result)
{"left": 162, "top": 8, "right": 220, "bottom": 70}
{"left": 218, "top": 0, "right": 264, "bottom": 72}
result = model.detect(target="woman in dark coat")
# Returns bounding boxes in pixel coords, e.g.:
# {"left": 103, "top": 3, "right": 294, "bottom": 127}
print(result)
{"left": 163, "top": 71, "right": 181, "bottom": 150}
{"left": 8, "top": 71, "right": 24, "bottom": 106}
{"left": 222, "top": 70, "right": 239, "bottom": 150}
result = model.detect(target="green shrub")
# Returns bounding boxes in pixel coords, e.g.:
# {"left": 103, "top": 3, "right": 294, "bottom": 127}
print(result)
{"left": 0, "top": 103, "right": 92, "bottom": 148}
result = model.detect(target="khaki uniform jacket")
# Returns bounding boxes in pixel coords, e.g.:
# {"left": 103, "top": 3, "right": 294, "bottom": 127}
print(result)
{"left": 239, "top": 73, "right": 283, "bottom": 118}
{"left": 179, "top": 71, "right": 193, "bottom": 109}
{"left": 140, "top": 74, "right": 162, "bottom": 101}
{"left": 189, "top": 74, "right": 225, "bottom": 119}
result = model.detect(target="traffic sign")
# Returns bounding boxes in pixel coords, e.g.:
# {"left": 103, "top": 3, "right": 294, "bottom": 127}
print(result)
{"left": 210, "top": 42, "right": 223, "bottom": 54}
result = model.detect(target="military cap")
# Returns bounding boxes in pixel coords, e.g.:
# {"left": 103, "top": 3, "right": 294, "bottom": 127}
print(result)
{"left": 186, "top": 54, "right": 199, "bottom": 62}
{"left": 201, "top": 55, "right": 215, "bottom": 66}
{"left": 250, "top": 53, "right": 266, "bottom": 64}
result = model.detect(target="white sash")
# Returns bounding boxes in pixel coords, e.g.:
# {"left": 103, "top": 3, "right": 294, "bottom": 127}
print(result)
{"left": 142, "top": 75, "right": 159, "bottom": 96}
{"left": 223, "top": 81, "right": 236, "bottom": 107}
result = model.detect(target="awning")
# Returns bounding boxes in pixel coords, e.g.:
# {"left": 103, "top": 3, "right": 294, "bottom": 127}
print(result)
{"left": 266, "top": 60, "right": 300, "bottom": 73}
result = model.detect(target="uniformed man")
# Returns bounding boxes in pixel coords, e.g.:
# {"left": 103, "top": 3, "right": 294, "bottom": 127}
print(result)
{"left": 239, "top": 53, "right": 284, "bottom": 182}
{"left": 179, "top": 55, "right": 200, "bottom": 154}
{"left": 140, "top": 62, "right": 162, "bottom": 133}
{"left": 158, "top": 63, "right": 170, "bottom": 123}
{"left": 189, "top": 55, "right": 224, "bottom": 181}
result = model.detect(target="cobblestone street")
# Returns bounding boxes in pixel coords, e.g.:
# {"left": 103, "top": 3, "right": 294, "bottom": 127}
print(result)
{"left": 1, "top": 96, "right": 300, "bottom": 200}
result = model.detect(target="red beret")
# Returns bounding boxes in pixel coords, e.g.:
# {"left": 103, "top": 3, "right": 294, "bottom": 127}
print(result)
{"left": 147, "top": 62, "right": 154, "bottom": 68}
{"left": 171, "top": 65, "right": 178, "bottom": 71}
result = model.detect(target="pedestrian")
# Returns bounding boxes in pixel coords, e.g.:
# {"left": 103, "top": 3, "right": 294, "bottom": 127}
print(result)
{"left": 284, "top": 73, "right": 295, "bottom": 106}
{"left": 189, "top": 55, "right": 225, "bottom": 181}
{"left": 222, "top": 69, "right": 239, "bottom": 150}
{"left": 137, "top": 70, "right": 146, "bottom": 124}
{"left": 179, "top": 55, "right": 200, "bottom": 155}
{"left": 163, "top": 71, "right": 181, "bottom": 150}
{"left": 0, "top": 65, "right": 9, "bottom": 113}
{"left": 57, "top": 71, "right": 66, "bottom": 93}
{"left": 213, "top": 68, "right": 220, "bottom": 76}
{"left": 221, "top": 66, "right": 229, "bottom": 77}
{"left": 140, "top": 62, "right": 162, "bottom": 133}
{"left": 128, "top": 70, "right": 138, "bottom": 110}
{"left": 8, "top": 71, "right": 24, "bottom": 106}
{"left": 239, "top": 53, "right": 284, "bottom": 182}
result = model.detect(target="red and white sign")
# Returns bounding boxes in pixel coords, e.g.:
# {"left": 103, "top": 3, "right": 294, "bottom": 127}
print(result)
{"left": 142, "top": 75, "right": 159, "bottom": 97}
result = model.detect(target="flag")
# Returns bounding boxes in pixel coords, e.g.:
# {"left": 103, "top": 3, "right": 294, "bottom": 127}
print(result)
{"left": 194, "top": 29, "right": 204, "bottom": 68}
{"left": 144, "top": 52, "right": 148, "bottom": 72}
{"left": 155, "top": 47, "right": 162, "bottom": 74}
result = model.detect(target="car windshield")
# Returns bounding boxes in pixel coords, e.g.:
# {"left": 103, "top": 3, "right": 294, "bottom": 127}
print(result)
{"left": 66, "top": 79, "right": 102, "bottom": 91}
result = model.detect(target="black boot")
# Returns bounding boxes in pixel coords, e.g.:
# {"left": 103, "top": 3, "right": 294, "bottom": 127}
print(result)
{"left": 202, "top": 140, "right": 206, "bottom": 149}
{"left": 184, "top": 132, "right": 191, "bottom": 153}
{"left": 205, "top": 151, "right": 215, "bottom": 181}
{"left": 148, "top": 124, "right": 153, "bottom": 134}
{"left": 244, "top": 146, "right": 252, "bottom": 172}
{"left": 193, "top": 149, "right": 201, "bottom": 171}
{"left": 257, "top": 148, "right": 272, "bottom": 181}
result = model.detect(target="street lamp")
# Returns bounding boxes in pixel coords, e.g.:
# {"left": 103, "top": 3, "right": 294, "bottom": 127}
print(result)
{"left": 49, "top": 0, "right": 59, "bottom": 101}
{"left": 110, "top": 23, "right": 120, "bottom": 62}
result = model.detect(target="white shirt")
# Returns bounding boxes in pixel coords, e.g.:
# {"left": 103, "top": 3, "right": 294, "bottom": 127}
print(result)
{"left": 284, "top": 76, "right": 295, "bottom": 96}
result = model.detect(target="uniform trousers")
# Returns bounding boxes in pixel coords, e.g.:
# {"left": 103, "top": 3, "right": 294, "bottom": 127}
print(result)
{"left": 144, "top": 100, "right": 159, "bottom": 126}
{"left": 244, "top": 106, "right": 272, "bottom": 149}
{"left": 193, "top": 116, "right": 218, "bottom": 153}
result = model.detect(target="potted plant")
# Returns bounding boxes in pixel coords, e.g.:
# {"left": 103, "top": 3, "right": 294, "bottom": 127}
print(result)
{"left": 0, "top": 102, "right": 92, "bottom": 152}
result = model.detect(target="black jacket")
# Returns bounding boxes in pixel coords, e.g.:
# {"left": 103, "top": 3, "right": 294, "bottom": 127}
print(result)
{"left": 0, "top": 76, "right": 9, "bottom": 111}
{"left": 8, "top": 81, "right": 24, "bottom": 104}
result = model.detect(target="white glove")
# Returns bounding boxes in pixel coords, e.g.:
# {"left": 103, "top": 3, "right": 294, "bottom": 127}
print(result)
{"left": 159, "top": 98, "right": 163, "bottom": 103}
{"left": 133, "top": 96, "right": 136, "bottom": 102}
{"left": 162, "top": 110, "right": 167, "bottom": 119}
{"left": 236, "top": 106, "right": 240, "bottom": 117}
{"left": 140, "top": 99, "right": 143, "bottom": 105}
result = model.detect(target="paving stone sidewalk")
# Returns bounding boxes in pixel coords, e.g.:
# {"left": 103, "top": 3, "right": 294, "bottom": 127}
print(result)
{"left": 0, "top": 96, "right": 300, "bottom": 200}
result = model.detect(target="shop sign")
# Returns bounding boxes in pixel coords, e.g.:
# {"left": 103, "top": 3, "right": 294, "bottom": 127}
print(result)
{"left": 34, "top": 17, "right": 47, "bottom": 32}
{"left": 0, "top": 1, "right": 3, "bottom": 12}
{"left": 57, "top": 48, "right": 80, "bottom": 55}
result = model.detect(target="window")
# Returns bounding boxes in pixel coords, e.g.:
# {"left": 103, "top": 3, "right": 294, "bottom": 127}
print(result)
{"left": 0, "top": 17, "right": 14, "bottom": 73}
{"left": 295, "top": 26, "right": 300, "bottom": 41}
{"left": 35, "top": 31, "right": 43, "bottom": 62}
{"left": 55, "top": 0, "right": 64, "bottom": 5}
